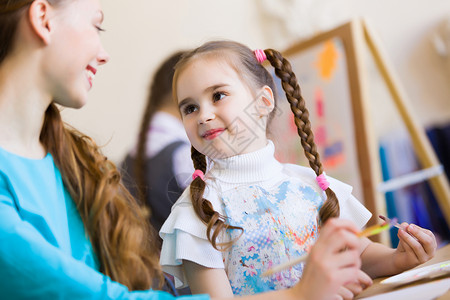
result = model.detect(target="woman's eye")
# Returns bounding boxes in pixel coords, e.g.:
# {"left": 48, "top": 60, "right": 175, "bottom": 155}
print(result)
{"left": 212, "top": 92, "right": 226, "bottom": 102}
{"left": 183, "top": 105, "right": 197, "bottom": 115}
{"left": 95, "top": 25, "right": 106, "bottom": 32}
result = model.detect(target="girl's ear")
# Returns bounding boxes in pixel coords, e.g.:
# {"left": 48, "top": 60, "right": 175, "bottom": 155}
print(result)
{"left": 257, "top": 86, "right": 275, "bottom": 116}
{"left": 28, "top": 0, "right": 54, "bottom": 45}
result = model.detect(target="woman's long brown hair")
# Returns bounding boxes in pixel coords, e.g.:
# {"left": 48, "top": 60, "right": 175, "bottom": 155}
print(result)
{"left": 1, "top": 0, "right": 163, "bottom": 290}
{"left": 173, "top": 41, "right": 340, "bottom": 249}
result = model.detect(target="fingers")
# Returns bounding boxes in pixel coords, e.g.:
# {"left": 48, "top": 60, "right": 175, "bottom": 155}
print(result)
{"left": 407, "top": 224, "right": 437, "bottom": 257}
{"left": 332, "top": 248, "right": 361, "bottom": 270}
{"left": 337, "top": 270, "right": 372, "bottom": 299}
{"left": 294, "top": 218, "right": 364, "bottom": 300}
{"left": 321, "top": 218, "right": 360, "bottom": 236}
{"left": 333, "top": 267, "right": 361, "bottom": 291}
{"left": 397, "top": 223, "right": 437, "bottom": 263}
{"left": 319, "top": 218, "right": 361, "bottom": 251}
{"left": 312, "top": 218, "right": 362, "bottom": 270}
{"left": 398, "top": 227, "right": 423, "bottom": 262}
{"left": 337, "top": 286, "right": 354, "bottom": 300}
{"left": 399, "top": 222, "right": 409, "bottom": 230}
{"left": 355, "top": 269, "right": 373, "bottom": 288}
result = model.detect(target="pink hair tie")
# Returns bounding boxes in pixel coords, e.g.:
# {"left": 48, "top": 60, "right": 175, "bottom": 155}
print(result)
{"left": 192, "top": 170, "right": 205, "bottom": 181}
{"left": 316, "top": 173, "right": 330, "bottom": 191}
{"left": 254, "top": 49, "right": 267, "bottom": 63}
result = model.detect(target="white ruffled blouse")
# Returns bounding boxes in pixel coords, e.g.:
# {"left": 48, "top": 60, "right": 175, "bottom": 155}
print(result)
{"left": 159, "top": 141, "right": 371, "bottom": 295}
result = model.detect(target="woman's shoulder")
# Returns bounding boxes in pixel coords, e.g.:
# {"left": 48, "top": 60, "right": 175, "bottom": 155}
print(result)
{"left": 0, "top": 149, "right": 55, "bottom": 188}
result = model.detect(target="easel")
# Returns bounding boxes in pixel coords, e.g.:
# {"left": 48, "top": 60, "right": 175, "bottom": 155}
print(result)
{"left": 281, "top": 19, "right": 450, "bottom": 243}
{"left": 361, "top": 19, "right": 450, "bottom": 228}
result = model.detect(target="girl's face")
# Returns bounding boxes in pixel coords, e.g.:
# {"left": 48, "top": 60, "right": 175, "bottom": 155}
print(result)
{"left": 176, "top": 57, "right": 270, "bottom": 159}
{"left": 42, "top": 0, "right": 109, "bottom": 108}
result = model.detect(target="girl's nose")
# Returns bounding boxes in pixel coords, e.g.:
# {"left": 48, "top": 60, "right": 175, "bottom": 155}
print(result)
{"left": 198, "top": 108, "right": 215, "bottom": 125}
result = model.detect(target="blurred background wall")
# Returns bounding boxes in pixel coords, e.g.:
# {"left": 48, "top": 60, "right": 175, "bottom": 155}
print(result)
{"left": 61, "top": 0, "right": 450, "bottom": 164}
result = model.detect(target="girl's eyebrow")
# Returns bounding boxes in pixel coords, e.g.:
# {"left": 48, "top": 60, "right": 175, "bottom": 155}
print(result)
{"left": 178, "top": 83, "right": 229, "bottom": 108}
{"left": 178, "top": 98, "right": 192, "bottom": 109}
{"left": 205, "top": 83, "right": 229, "bottom": 92}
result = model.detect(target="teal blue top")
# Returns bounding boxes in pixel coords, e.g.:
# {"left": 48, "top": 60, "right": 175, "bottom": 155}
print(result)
{"left": 0, "top": 147, "right": 208, "bottom": 300}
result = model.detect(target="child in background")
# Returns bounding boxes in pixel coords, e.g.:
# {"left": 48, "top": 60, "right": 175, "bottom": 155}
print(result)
{"left": 122, "top": 51, "right": 194, "bottom": 236}
{"left": 159, "top": 40, "right": 438, "bottom": 297}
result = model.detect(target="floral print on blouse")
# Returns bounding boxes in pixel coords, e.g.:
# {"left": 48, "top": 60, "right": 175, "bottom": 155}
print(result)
{"left": 221, "top": 180, "right": 323, "bottom": 295}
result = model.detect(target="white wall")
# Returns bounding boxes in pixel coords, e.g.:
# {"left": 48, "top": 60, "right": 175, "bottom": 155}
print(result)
{"left": 347, "top": 0, "right": 450, "bottom": 137}
{"left": 61, "top": 0, "right": 450, "bottom": 163}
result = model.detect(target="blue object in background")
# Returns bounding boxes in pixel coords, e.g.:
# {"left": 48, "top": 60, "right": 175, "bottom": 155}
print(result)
{"left": 379, "top": 145, "right": 400, "bottom": 247}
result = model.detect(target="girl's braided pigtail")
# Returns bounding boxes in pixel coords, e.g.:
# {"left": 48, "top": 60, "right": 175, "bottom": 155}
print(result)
{"left": 190, "top": 147, "right": 242, "bottom": 249}
{"left": 264, "top": 49, "right": 340, "bottom": 224}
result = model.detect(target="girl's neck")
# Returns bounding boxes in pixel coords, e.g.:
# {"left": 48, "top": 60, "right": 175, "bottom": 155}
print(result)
{"left": 0, "top": 55, "right": 51, "bottom": 158}
{"left": 207, "top": 140, "right": 283, "bottom": 184}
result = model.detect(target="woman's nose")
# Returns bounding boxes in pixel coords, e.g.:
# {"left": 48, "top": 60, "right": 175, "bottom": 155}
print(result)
{"left": 97, "top": 45, "right": 110, "bottom": 65}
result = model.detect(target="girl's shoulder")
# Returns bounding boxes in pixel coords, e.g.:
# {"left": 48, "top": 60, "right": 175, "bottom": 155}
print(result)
{"left": 281, "top": 163, "right": 316, "bottom": 179}
{"left": 159, "top": 187, "right": 206, "bottom": 240}
{"left": 159, "top": 183, "right": 223, "bottom": 239}
{"left": 281, "top": 163, "right": 353, "bottom": 203}
{"left": 170, "top": 183, "right": 223, "bottom": 211}
{"left": 282, "top": 163, "right": 371, "bottom": 228}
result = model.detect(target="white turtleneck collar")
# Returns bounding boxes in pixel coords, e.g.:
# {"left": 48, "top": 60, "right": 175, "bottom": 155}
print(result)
{"left": 207, "top": 140, "right": 283, "bottom": 184}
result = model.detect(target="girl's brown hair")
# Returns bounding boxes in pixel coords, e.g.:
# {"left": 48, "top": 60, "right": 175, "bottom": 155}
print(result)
{"left": 173, "top": 41, "right": 340, "bottom": 250}
{"left": 0, "top": 0, "right": 163, "bottom": 290}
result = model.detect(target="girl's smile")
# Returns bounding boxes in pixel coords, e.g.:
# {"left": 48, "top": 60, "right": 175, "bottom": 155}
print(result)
{"left": 202, "top": 128, "right": 225, "bottom": 140}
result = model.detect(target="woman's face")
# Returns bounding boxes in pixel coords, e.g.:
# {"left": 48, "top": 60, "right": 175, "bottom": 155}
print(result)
{"left": 43, "top": 0, "right": 109, "bottom": 108}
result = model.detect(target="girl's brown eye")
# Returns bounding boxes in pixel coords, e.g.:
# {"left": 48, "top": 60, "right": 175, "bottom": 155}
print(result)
{"left": 213, "top": 92, "right": 226, "bottom": 102}
{"left": 183, "top": 105, "right": 197, "bottom": 115}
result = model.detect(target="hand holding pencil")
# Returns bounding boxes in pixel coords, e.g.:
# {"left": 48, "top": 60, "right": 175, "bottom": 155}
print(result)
{"left": 263, "top": 215, "right": 395, "bottom": 277}
{"left": 390, "top": 217, "right": 437, "bottom": 273}
{"left": 289, "top": 218, "right": 368, "bottom": 300}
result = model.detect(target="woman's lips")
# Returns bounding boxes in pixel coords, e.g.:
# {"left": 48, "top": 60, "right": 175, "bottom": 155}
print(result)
{"left": 202, "top": 128, "right": 225, "bottom": 140}
{"left": 86, "top": 65, "right": 97, "bottom": 88}
{"left": 86, "top": 65, "right": 97, "bottom": 75}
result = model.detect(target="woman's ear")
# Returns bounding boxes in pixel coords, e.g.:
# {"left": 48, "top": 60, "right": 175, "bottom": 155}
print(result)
{"left": 28, "top": 0, "right": 53, "bottom": 45}
{"left": 257, "top": 86, "right": 275, "bottom": 116}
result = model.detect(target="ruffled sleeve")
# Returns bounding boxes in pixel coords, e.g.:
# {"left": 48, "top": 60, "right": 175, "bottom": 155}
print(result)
{"left": 159, "top": 187, "right": 224, "bottom": 288}
{"left": 282, "top": 164, "right": 372, "bottom": 229}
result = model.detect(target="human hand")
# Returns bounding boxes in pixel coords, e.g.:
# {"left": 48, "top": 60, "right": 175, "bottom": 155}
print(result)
{"left": 336, "top": 269, "right": 372, "bottom": 300}
{"left": 393, "top": 223, "right": 437, "bottom": 272}
{"left": 289, "top": 218, "right": 363, "bottom": 300}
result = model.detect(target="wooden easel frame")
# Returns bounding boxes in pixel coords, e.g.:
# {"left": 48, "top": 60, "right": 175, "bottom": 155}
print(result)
{"left": 281, "top": 19, "right": 450, "bottom": 240}
{"left": 362, "top": 19, "right": 450, "bottom": 227}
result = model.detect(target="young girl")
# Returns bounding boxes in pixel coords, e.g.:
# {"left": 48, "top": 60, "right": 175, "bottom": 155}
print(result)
{"left": 0, "top": 1, "right": 364, "bottom": 299}
{"left": 159, "top": 41, "right": 438, "bottom": 297}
